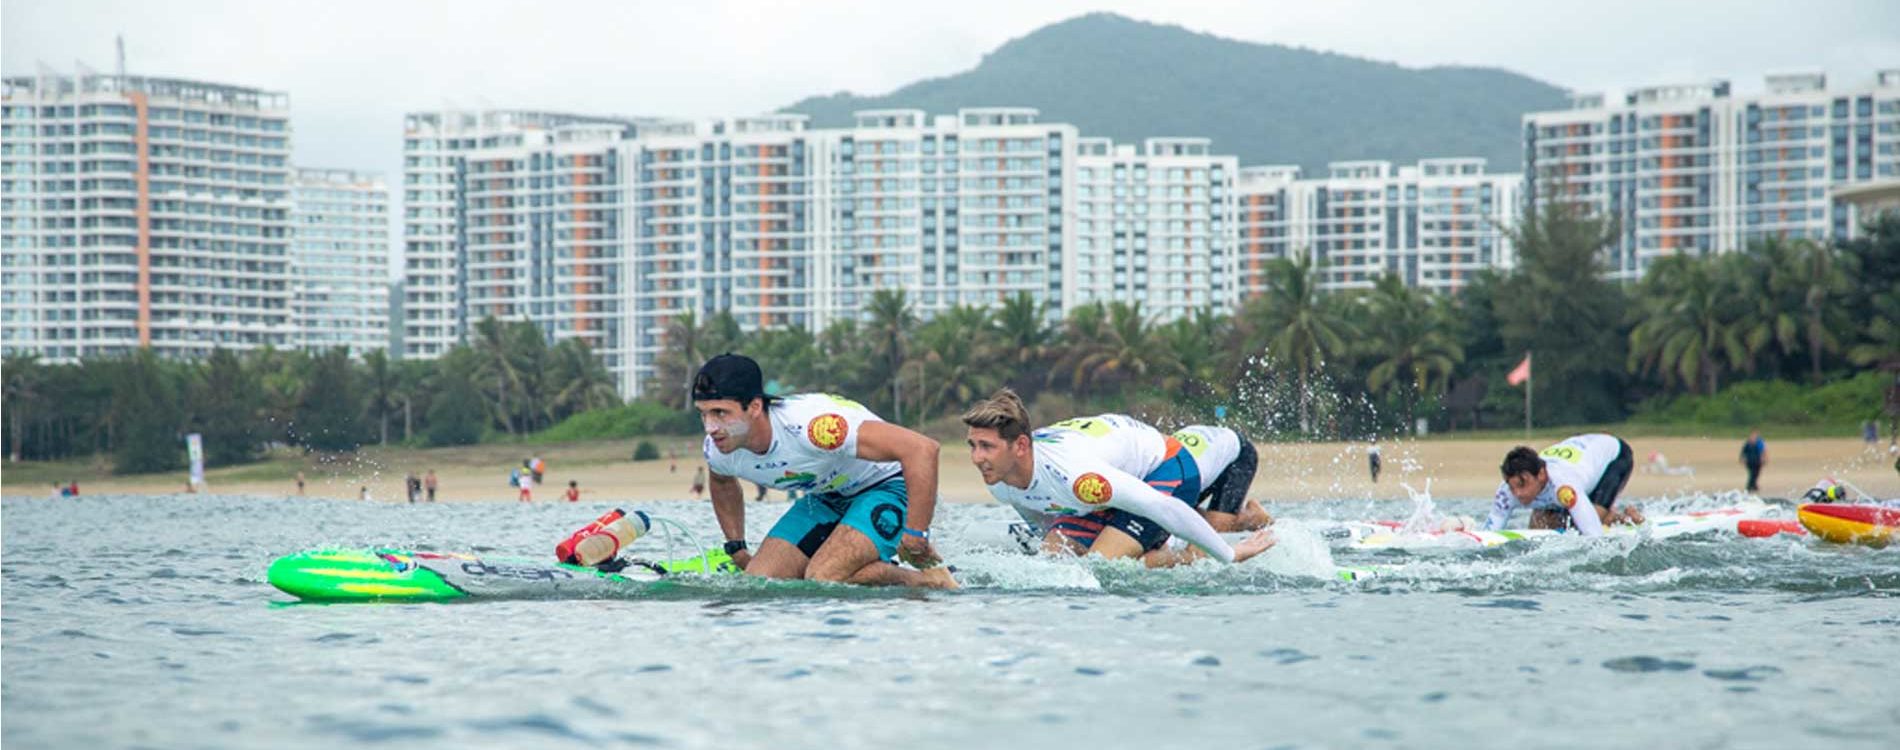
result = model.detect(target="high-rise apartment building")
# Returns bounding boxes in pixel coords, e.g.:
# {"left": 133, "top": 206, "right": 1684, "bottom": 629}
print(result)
{"left": 460, "top": 122, "right": 632, "bottom": 376}
{"left": 400, "top": 110, "right": 637, "bottom": 359}
{"left": 291, "top": 168, "right": 389, "bottom": 356}
{"left": 1523, "top": 71, "right": 1900, "bottom": 279}
{"left": 1234, "top": 159, "right": 1520, "bottom": 294}
{"left": 2, "top": 69, "right": 293, "bottom": 360}
{"left": 1071, "top": 137, "right": 1238, "bottom": 318}
{"left": 410, "top": 107, "right": 1237, "bottom": 398}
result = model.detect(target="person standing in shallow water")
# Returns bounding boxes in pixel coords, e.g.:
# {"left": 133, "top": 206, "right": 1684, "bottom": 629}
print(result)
{"left": 1740, "top": 430, "right": 1767, "bottom": 494}
{"left": 424, "top": 470, "right": 437, "bottom": 502}
{"left": 1368, "top": 442, "right": 1382, "bottom": 483}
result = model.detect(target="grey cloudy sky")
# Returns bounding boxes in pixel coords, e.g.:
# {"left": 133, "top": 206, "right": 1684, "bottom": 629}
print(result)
{"left": 5, "top": 0, "right": 1897, "bottom": 182}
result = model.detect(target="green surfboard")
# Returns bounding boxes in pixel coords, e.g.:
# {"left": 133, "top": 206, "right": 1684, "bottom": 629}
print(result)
{"left": 268, "top": 547, "right": 736, "bottom": 603}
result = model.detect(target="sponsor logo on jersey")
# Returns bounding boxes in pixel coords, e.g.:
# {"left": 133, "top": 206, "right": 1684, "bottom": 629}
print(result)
{"left": 776, "top": 470, "right": 818, "bottom": 488}
{"left": 1556, "top": 485, "right": 1578, "bottom": 509}
{"left": 1073, "top": 473, "right": 1113, "bottom": 505}
{"left": 752, "top": 460, "right": 790, "bottom": 470}
{"left": 807, "top": 413, "right": 849, "bottom": 450}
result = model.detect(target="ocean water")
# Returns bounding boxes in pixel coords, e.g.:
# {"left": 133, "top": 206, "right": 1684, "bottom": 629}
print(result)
{"left": 3, "top": 493, "right": 1896, "bottom": 750}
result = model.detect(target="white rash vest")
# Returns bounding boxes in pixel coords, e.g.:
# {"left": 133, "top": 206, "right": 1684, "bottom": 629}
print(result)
{"left": 703, "top": 393, "right": 901, "bottom": 497}
{"left": 985, "top": 414, "right": 1239, "bottom": 563}
{"left": 1484, "top": 433, "right": 1623, "bottom": 537}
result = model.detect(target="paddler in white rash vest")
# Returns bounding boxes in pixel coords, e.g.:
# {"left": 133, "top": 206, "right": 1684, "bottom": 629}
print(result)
{"left": 1487, "top": 433, "right": 1645, "bottom": 536}
{"left": 961, "top": 388, "right": 1276, "bottom": 567}
{"left": 694, "top": 354, "right": 955, "bottom": 589}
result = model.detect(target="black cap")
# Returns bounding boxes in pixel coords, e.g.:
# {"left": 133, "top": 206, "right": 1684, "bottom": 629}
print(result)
{"left": 693, "top": 353, "right": 771, "bottom": 405}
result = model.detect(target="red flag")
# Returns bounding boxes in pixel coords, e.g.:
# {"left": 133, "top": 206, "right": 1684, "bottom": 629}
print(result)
{"left": 1506, "top": 355, "right": 1531, "bottom": 387}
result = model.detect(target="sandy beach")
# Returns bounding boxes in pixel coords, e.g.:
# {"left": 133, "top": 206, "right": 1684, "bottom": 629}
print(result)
{"left": 9, "top": 434, "right": 1897, "bottom": 506}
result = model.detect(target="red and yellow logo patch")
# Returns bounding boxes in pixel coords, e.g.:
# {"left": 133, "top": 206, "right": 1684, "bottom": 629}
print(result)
{"left": 806, "top": 413, "right": 849, "bottom": 451}
{"left": 1073, "top": 473, "right": 1113, "bottom": 505}
{"left": 1556, "top": 485, "right": 1578, "bottom": 509}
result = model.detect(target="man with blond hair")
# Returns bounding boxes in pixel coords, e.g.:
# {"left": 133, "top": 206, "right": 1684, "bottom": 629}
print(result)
{"left": 962, "top": 389, "right": 1275, "bottom": 566}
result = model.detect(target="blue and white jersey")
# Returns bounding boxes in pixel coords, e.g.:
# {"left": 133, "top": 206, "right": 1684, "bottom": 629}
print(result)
{"left": 984, "top": 414, "right": 1239, "bottom": 563}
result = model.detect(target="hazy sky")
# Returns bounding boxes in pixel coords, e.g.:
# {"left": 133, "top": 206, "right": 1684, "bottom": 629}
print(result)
{"left": 5, "top": 0, "right": 1896, "bottom": 182}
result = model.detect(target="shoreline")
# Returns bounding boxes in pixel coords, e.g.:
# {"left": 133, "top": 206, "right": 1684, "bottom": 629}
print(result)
{"left": 6, "top": 435, "right": 1895, "bottom": 505}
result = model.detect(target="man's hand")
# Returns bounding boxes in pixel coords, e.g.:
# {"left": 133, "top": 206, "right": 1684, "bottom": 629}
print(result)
{"left": 729, "top": 549, "right": 753, "bottom": 571}
{"left": 897, "top": 535, "right": 942, "bottom": 568}
{"left": 1233, "top": 528, "right": 1277, "bottom": 563}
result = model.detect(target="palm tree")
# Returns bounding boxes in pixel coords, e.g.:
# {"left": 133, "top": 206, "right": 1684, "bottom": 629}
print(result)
{"left": 471, "top": 317, "right": 521, "bottom": 435}
{"left": 1073, "top": 301, "right": 1178, "bottom": 398}
{"left": 700, "top": 309, "right": 746, "bottom": 355}
{"left": 509, "top": 321, "right": 552, "bottom": 431}
{"left": 813, "top": 318, "right": 875, "bottom": 397}
{"left": 1734, "top": 240, "right": 1802, "bottom": 378}
{"left": 1047, "top": 301, "right": 1109, "bottom": 400}
{"left": 362, "top": 349, "right": 397, "bottom": 445}
{"left": 751, "top": 326, "right": 819, "bottom": 394}
{"left": 1241, "top": 254, "right": 1351, "bottom": 433}
{"left": 865, "top": 289, "right": 916, "bottom": 422}
{"left": 651, "top": 309, "right": 702, "bottom": 409}
{"left": 3, "top": 354, "right": 43, "bottom": 462}
{"left": 1157, "top": 307, "right": 1231, "bottom": 401}
{"left": 1627, "top": 256, "right": 1749, "bottom": 395}
{"left": 1846, "top": 288, "right": 1900, "bottom": 368}
{"left": 1790, "top": 239, "right": 1852, "bottom": 383}
{"left": 1362, "top": 274, "right": 1464, "bottom": 430}
{"left": 994, "top": 292, "right": 1052, "bottom": 398}
{"left": 550, "top": 338, "right": 622, "bottom": 420}
{"left": 915, "top": 304, "right": 998, "bottom": 418}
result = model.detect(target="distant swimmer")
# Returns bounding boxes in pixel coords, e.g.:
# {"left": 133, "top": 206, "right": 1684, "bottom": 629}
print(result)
{"left": 693, "top": 354, "right": 954, "bottom": 589}
{"left": 1487, "top": 433, "right": 1644, "bottom": 537}
{"left": 962, "top": 389, "right": 1275, "bottom": 567}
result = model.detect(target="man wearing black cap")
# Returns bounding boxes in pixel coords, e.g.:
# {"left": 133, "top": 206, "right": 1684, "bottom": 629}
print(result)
{"left": 693, "top": 353, "right": 955, "bottom": 589}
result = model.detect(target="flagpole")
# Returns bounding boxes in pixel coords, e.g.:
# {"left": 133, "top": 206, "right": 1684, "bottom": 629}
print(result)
{"left": 1524, "top": 349, "right": 1533, "bottom": 438}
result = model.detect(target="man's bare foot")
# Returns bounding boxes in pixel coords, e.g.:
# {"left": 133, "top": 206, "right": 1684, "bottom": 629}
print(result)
{"left": 1233, "top": 528, "right": 1277, "bottom": 563}
{"left": 916, "top": 566, "right": 959, "bottom": 590}
{"left": 1238, "top": 498, "right": 1273, "bottom": 530}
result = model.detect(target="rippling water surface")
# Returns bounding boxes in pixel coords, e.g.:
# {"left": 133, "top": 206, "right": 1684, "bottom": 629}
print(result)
{"left": 4, "top": 493, "right": 1896, "bottom": 749}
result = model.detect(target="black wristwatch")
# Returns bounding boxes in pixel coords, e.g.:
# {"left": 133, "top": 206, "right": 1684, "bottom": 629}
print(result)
{"left": 723, "top": 539, "right": 748, "bottom": 555}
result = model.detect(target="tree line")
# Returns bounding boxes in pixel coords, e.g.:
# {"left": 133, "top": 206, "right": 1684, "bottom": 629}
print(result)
{"left": 652, "top": 206, "right": 1899, "bottom": 437}
{"left": 1, "top": 319, "right": 620, "bottom": 474}
{"left": 4, "top": 205, "right": 1896, "bottom": 474}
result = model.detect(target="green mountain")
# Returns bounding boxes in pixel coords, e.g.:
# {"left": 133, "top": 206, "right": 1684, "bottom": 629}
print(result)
{"left": 781, "top": 13, "right": 1568, "bottom": 174}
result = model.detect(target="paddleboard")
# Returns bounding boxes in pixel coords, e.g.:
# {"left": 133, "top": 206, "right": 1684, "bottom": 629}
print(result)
{"left": 1797, "top": 503, "right": 1900, "bottom": 546}
{"left": 268, "top": 547, "right": 735, "bottom": 603}
{"left": 1330, "top": 504, "right": 1793, "bottom": 551}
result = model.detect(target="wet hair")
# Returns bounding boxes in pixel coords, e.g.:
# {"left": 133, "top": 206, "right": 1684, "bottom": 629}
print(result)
{"left": 1500, "top": 446, "right": 1544, "bottom": 479}
{"left": 961, "top": 388, "right": 1033, "bottom": 443}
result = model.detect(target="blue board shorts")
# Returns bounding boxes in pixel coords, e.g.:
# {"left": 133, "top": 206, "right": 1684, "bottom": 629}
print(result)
{"left": 767, "top": 477, "right": 908, "bottom": 561}
{"left": 1050, "top": 438, "right": 1201, "bottom": 552}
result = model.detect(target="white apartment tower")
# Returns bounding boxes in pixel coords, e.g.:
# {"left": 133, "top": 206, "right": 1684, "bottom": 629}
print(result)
{"left": 459, "top": 122, "right": 633, "bottom": 384}
{"left": 404, "top": 107, "right": 1247, "bottom": 398}
{"left": 1523, "top": 71, "right": 1900, "bottom": 279}
{"left": 291, "top": 168, "right": 390, "bottom": 356}
{"left": 1072, "top": 137, "right": 1239, "bottom": 317}
{"left": 1235, "top": 159, "right": 1520, "bottom": 294}
{"left": 2, "top": 69, "right": 293, "bottom": 360}
{"left": 399, "top": 109, "right": 637, "bottom": 359}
